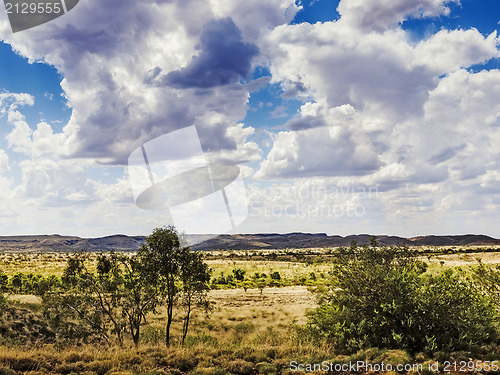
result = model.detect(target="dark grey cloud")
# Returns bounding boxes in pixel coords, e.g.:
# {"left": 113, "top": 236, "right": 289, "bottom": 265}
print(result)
{"left": 281, "top": 80, "right": 308, "bottom": 99}
{"left": 165, "top": 18, "right": 259, "bottom": 88}
{"left": 285, "top": 115, "right": 326, "bottom": 131}
{"left": 428, "top": 144, "right": 466, "bottom": 164}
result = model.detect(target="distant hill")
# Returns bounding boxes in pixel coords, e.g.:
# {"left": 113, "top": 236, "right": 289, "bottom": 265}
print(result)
{"left": 0, "top": 233, "right": 499, "bottom": 252}
{"left": 0, "top": 234, "right": 146, "bottom": 252}
{"left": 190, "top": 233, "right": 500, "bottom": 250}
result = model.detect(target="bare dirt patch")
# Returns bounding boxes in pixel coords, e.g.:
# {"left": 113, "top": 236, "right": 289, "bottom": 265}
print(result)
{"left": 209, "top": 285, "right": 316, "bottom": 308}
{"left": 425, "top": 251, "right": 500, "bottom": 267}
{"left": 204, "top": 286, "right": 317, "bottom": 328}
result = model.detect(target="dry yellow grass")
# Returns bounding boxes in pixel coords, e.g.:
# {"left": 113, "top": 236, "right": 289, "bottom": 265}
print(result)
{"left": 0, "top": 252, "right": 82, "bottom": 277}
{"left": 2, "top": 249, "right": 500, "bottom": 374}
{"left": 2, "top": 248, "right": 500, "bottom": 278}
{"left": 0, "top": 286, "right": 330, "bottom": 374}
{"left": 205, "top": 259, "right": 331, "bottom": 284}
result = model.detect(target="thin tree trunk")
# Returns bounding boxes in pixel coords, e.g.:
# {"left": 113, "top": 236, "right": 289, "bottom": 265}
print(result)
{"left": 129, "top": 316, "right": 140, "bottom": 350}
{"left": 182, "top": 297, "right": 191, "bottom": 344}
{"left": 165, "top": 295, "right": 174, "bottom": 347}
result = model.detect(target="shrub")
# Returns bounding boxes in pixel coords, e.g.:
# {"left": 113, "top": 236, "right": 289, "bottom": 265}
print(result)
{"left": 225, "top": 359, "right": 254, "bottom": 375}
{"left": 0, "top": 271, "right": 8, "bottom": 293}
{"left": 417, "top": 269, "right": 497, "bottom": 353}
{"left": 54, "top": 362, "right": 85, "bottom": 374}
{"left": 240, "top": 280, "right": 254, "bottom": 292}
{"left": 184, "top": 332, "right": 218, "bottom": 347}
{"left": 233, "top": 322, "right": 255, "bottom": 335}
{"left": 212, "top": 272, "right": 228, "bottom": 285}
{"left": 0, "top": 306, "right": 55, "bottom": 345}
{"left": 86, "top": 360, "right": 114, "bottom": 375}
{"left": 256, "top": 362, "right": 277, "bottom": 374}
{"left": 192, "top": 368, "right": 229, "bottom": 375}
{"left": 232, "top": 268, "right": 246, "bottom": 281}
{"left": 472, "top": 261, "right": 500, "bottom": 305}
{"left": 270, "top": 271, "right": 281, "bottom": 280}
{"left": 9, "top": 357, "right": 40, "bottom": 372}
{"left": 9, "top": 272, "right": 25, "bottom": 293}
{"left": 307, "top": 239, "right": 498, "bottom": 354}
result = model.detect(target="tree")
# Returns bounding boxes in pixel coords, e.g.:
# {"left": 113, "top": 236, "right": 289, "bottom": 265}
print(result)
{"left": 240, "top": 280, "right": 254, "bottom": 292}
{"left": 119, "top": 254, "right": 160, "bottom": 348}
{"left": 137, "top": 226, "right": 184, "bottom": 347}
{"left": 418, "top": 268, "right": 497, "bottom": 353}
{"left": 256, "top": 278, "right": 266, "bottom": 295}
{"left": 138, "top": 226, "right": 213, "bottom": 346}
{"left": 179, "top": 250, "right": 211, "bottom": 344}
{"left": 270, "top": 271, "right": 281, "bottom": 280}
{"left": 42, "top": 251, "right": 121, "bottom": 345}
{"left": 43, "top": 251, "right": 159, "bottom": 348}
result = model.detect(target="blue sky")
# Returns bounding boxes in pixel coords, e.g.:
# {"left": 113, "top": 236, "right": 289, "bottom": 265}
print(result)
{"left": 1, "top": 0, "right": 500, "bottom": 238}
{"left": 0, "top": 42, "right": 69, "bottom": 125}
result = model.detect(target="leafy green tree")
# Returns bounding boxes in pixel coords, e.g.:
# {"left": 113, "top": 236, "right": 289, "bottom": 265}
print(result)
{"left": 307, "top": 240, "right": 425, "bottom": 352}
{"left": 179, "top": 250, "right": 211, "bottom": 344}
{"left": 137, "top": 226, "right": 184, "bottom": 347}
{"left": 270, "top": 271, "right": 281, "bottom": 280}
{"left": 256, "top": 278, "right": 266, "bottom": 295}
{"left": 138, "top": 226, "right": 213, "bottom": 346}
{"left": 43, "top": 251, "right": 159, "bottom": 348}
{"left": 240, "top": 280, "right": 254, "bottom": 292}
{"left": 119, "top": 255, "right": 160, "bottom": 348}
{"left": 211, "top": 272, "right": 228, "bottom": 286}
{"left": 43, "top": 251, "right": 125, "bottom": 345}
{"left": 34, "top": 275, "right": 62, "bottom": 296}
{"left": 42, "top": 251, "right": 117, "bottom": 345}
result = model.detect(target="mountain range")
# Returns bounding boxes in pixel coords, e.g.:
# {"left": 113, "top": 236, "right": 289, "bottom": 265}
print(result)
{"left": 0, "top": 233, "right": 499, "bottom": 252}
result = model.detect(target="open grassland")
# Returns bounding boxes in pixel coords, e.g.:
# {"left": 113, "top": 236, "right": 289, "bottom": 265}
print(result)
{"left": 2, "top": 247, "right": 500, "bottom": 374}
{"left": 1, "top": 286, "right": 326, "bottom": 374}
{"left": 0, "top": 252, "right": 71, "bottom": 277}
{"left": 3, "top": 285, "right": 500, "bottom": 374}
{"left": 1, "top": 246, "right": 500, "bottom": 278}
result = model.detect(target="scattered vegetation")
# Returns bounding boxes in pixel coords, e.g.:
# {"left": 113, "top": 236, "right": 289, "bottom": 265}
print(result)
{"left": 1, "top": 233, "right": 500, "bottom": 373}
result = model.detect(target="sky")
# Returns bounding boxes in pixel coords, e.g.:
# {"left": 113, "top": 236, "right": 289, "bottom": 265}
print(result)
{"left": 0, "top": 0, "right": 500, "bottom": 238}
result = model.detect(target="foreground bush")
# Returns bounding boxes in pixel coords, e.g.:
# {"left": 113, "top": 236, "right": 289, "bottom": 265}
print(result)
{"left": 473, "top": 261, "right": 500, "bottom": 306}
{"left": 307, "top": 239, "right": 498, "bottom": 354}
